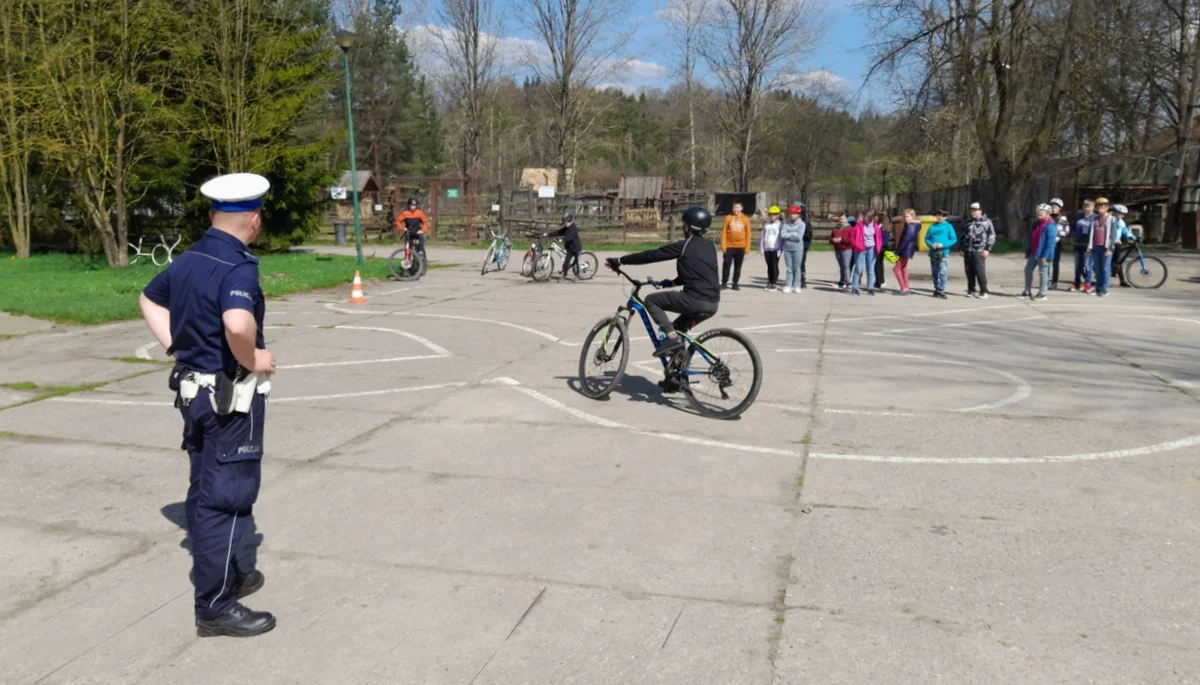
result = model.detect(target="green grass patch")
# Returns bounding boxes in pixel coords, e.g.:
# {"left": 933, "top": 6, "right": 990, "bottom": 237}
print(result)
{"left": 1, "top": 381, "right": 38, "bottom": 391}
{"left": 0, "top": 430, "right": 13, "bottom": 438}
{"left": 111, "top": 356, "right": 170, "bottom": 365}
{"left": 0, "top": 251, "right": 434, "bottom": 325}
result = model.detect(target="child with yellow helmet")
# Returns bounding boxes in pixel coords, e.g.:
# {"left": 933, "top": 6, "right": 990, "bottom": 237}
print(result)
{"left": 761, "top": 205, "right": 784, "bottom": 290}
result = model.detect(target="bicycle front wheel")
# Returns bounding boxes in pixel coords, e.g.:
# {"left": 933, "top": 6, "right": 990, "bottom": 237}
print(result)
{"left": 532, "top": 252, "right": 555, "bottom": 282}
{"left": 481, "top": 245, "right": 496, "bottom": 275}
{"left": 578, "top": 316, "right": 629, "bottom": 399}
{"left": 577, "top": 252, "right": 599, "bottom": 280}
{"left": 1126, "top": 254, "right": 1167, "bottom": 289}
{"left": 520, "top": 250, "right": 534, "bottom": 277}
{"left": 498, "top": 243, "right": 512, "bottom": 270}
{"left": 680, "top": 328, "right": 762, "bottom": 419}
{"left": 389, "top": 248, "right": 424, "bottom": 281}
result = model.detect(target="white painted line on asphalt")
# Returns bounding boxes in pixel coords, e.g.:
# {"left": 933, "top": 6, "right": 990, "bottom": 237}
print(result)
{"left": 48, "top": 397, "right": 172, "bottom": 407}
{"left": 335, "top": 325, "right": 452, "bottom": 357}
{"left": 773, "top": 348, "right": 1033, "bottom": 413}
{"left": 279, "top": 353, "right": 447, "bottom": 370}
{"left": 272, "top": 382, "right": 467, "bottom": 403}
{"left": 483, "top": 376, "right": 521, "bottom": 386}
{"left": 377, "top": 287, "right": 412, "bottom": 296}
{"left": 825, "top": 407, "right": 918, "bottom": 417}
{"left": 511, "top": 386, "right": 628, "bottom": 428}
{"left": 868, "top": 315, "right": 1046, "bottom": 336}
{"left": 743, "top": 304, "right": 1024, "bottom": 332}
{"left": 322, "top": 302, "right": 390, "bottom": 315}
{"left": 398, "top": 312, "right": 582, "bottom": 346}
{"left": 810, "top": 434, "right": 1200, "bottom": 464}
{"left": 135, "top": 341, "right": 159, "bottom": 360}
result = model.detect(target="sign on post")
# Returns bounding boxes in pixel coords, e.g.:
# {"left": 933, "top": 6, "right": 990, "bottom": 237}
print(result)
{"left": 447, "top": 188, "right": 459, "bottom": 198}
{"left": 537, "top": 185, "right": 555, "bottom": 199}
{"left": 330, "top": 187, "right": 347, "bottom": 200}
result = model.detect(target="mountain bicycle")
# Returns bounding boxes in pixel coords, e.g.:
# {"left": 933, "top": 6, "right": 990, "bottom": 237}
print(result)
{"left": 128, "top": 233, "right": 181, "bottom": 267}
{"left": 578, "top": 266, "right": 762, "bottom": 419}
{"left": 519, "top": 233, "right": 555, "bottom": 282}
{"left": 388, "top": 229, "right": 427, "bottom": 281}
{"left": 1114, "top": 238, "right": 1168, "bottom": 289}
{"left": 481, "top": 229, "right": 513, "bottom": 275}
{"left": 547, "top": 240, "right": 599, "bottom": 280}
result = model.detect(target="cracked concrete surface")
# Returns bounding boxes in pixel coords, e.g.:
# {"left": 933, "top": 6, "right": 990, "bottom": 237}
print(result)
{"left": 2, "top": 247, "right": 1199, "bottom": 684}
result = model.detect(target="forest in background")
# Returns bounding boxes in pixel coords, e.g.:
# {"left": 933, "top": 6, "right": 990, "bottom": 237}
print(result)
{"left": 5, "top": 0, "right": 1200, "bottom": 265}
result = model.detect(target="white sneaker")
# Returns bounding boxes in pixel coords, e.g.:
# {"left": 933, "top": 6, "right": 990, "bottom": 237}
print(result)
{"left": 781, "top": 286, "right": 792, "bottom": 293}
{"left": 979, "top": 293, "right": 989, "bottom": 300}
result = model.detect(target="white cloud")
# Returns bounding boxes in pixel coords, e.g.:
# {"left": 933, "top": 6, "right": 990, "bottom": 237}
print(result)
{"left": 778, "top": 69, "right": 849, "bottom": 93}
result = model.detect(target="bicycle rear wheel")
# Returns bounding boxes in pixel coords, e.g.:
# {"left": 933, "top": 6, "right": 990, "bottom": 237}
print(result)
{"left": 498, "top": 243, "right": 511, "bottom": 270}
{"left": 1126, "top": 254, "right": 1167, "bottom": 289}
{"left": 481, "top": 245, "right": 496, "bottom": 275}
{"left": 520, "top": 249, "right": 534, "bottom": 277}
{"left": 532, "top": 252, "right": 555, "bottom": 282}
{"left": 578, "top": 316, "right": 629, "bottom": 399}
{"left": 679, "top": 328, "right": 762, "bottom": 419}
{"left": 577, "top": 252, "right": 599, "bottom": 280}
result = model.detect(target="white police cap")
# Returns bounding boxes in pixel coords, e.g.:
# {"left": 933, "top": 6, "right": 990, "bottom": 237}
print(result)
{"left": 200, "top": 173, "right": 270, "bottom": 212}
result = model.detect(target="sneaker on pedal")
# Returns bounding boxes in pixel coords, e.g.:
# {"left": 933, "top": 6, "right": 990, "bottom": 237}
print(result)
{"left": 653, "top": 336, "right": 686, "bottom": 358}
{"left": 657, "top": 379, "right": 682, "bottom": 394}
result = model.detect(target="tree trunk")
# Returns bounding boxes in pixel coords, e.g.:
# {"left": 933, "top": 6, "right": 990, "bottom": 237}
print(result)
{"left": 687, "top": 80, "right": 697, "bottom": 189}
{"left": 991, "top": 172, "right": 1024, "bottom": 242}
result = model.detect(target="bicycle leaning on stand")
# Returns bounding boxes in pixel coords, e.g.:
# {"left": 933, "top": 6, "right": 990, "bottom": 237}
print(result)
{"left": 481, "top": 229, "right": 513, "bottom": 275}
{"left": 128, "top": 233, "right": 182, "bottom": 267}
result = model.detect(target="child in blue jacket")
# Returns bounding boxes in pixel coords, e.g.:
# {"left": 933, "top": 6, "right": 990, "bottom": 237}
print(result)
{"left": 924, "top": 209, "right": 958, "bottom": 298}
{"left": 1024, "top": 204, "right": 1057, "bottom": 300}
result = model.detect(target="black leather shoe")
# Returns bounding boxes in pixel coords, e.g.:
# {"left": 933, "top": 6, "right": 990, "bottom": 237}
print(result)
{"left": 196, "top": 603, "right": 276, "bottom": 638}
{"left": 234, "top": 570, "right": 265, "bottom": 599}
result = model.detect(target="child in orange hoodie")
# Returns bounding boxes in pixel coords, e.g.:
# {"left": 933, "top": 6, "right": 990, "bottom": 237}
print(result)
{"left": 720, "top": 202, "right": 751, "bottom": 290}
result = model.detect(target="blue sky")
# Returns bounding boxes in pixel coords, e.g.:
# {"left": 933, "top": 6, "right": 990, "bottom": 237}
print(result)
{"left": 408, "top": 0, "right": 874, "bottom": 103}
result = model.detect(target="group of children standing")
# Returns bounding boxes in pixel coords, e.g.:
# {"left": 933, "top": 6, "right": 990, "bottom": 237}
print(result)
{"left": 722, "top": 201, "right": 813, "bottom": 293}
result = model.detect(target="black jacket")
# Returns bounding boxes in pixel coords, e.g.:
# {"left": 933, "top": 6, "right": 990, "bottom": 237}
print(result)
{"left": 619, "top": 235, "right": 720, "bottom": 303}
{"left": 551, "top": 222, "right": 582, "bottom": 252}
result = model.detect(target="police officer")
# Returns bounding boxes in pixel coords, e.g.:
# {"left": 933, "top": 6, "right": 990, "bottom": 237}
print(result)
{"left": 139, "top": 173, "right": 277, "bottom": 638}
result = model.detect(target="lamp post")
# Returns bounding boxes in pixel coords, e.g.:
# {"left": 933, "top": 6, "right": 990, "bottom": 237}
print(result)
{"left": 335, "top": 28, "right": 365, "bottom": 265}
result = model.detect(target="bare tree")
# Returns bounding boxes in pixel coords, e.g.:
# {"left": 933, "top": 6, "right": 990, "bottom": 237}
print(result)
{"left": 661, "top": 0, "right": 711, "bottom": 189}
{"left": 868, "top": 0, "right": 1084, "bottom": 239}
{"left": 524, "top": 0, "right": 632, "bottom": 193}
{"left": 0, "top": 0, "right": 36, "bottom": 258}
{"left": 437, "top": 0, "right": 499, "bottom": 234}
{"left": 706, "top": 0, "right": 821, "bottom": 192}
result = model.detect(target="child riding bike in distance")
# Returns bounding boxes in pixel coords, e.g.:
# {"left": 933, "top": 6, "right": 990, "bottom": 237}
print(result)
{"left": 606, "top": 206, "right": 720, "bottom": 363}
{"left": 395, "top": 197, "right": 429, "bottom": 254}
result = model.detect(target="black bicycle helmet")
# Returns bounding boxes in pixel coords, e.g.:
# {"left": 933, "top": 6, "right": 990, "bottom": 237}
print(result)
{"left": 681, "top": 206, "right": 712, "bottom": 233}
{"left": 407, "top": 197, "right": 419, "bottom": 208}
{"left": 562, "top": 212, "right": 575, "bottom": 222}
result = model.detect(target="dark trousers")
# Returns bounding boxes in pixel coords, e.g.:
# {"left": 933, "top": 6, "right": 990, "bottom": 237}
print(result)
{"left": 561, "top": 249, "right": 580, "bottom": 277}
{"left": 722, "top": 248, "right": 745, "bottom": 285}
{"left": 874, "top": 249, "right": 886, "bottom": 288}
{"left": 182, "top": 390, "right": 265, "bottom": 620}
{"left": 1112, "top": 245, "right": 1130, "bottom": 285}
{"left": 963, "top": 250, "right": 988, "bottom": 294}
{"left": 1051, "top": 242, "right": 1063, "bottom": 285}
{"left": 801, "top": 241, "right": 811, "bottom": 286}
{"left": 644, "top": 289, "right": 718, "bottom": 335}
{"left": 1073, "top": 245, "right": 1091, "bottom": 287}
{"left": 763, "top": 250, "right": 780, "bottom": 287}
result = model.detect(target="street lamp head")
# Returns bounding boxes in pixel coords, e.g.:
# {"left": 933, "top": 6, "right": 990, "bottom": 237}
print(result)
{"left": 334, "top": 28, "right": 356, "bottom": 52}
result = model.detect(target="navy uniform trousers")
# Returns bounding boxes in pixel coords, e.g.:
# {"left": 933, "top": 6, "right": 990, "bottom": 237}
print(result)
{"left": 180, "top": 387, "right": 265, "bottom": 620}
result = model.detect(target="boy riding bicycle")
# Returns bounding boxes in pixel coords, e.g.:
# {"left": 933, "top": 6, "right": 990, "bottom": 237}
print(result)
{"left": 395, "top": 197, "right": 429, "bottom": 254}
{"left": 605, "top": 206, "right": 720, "bottom": 360}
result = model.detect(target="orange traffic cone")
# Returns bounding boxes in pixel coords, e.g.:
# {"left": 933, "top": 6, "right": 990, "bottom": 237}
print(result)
{"left": 347, "top": 270, "right": 368, "bottom": 304}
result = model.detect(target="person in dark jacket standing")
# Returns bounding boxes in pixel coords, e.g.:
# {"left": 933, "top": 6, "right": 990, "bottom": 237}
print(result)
{"left": 607, "top": 206, "right": 719, "bottom": 359}
{"left": 549, "top": 212, "right": 582, "bottom": 281}
{"left": 893, "top": 208, "right": 920, "bottom": 295}
{"left": 1048, "top": 198, "right": 1068, "bottom": 289}
{"left": 1069, "top": 198, "right": 1095, "bottom": 292}
{"left": 960, "top": 202, "right": 996, "bottom": 299}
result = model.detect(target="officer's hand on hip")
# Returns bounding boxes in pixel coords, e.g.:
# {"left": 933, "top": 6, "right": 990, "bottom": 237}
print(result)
{"left": 255, "top": 349, "right": 277, "bottom": 375}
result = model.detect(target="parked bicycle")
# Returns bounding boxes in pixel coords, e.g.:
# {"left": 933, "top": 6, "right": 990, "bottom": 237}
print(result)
{"left": 578, "top": 266, "right": 762, "bottom": 419}
{"left": 481, "top": 229, "right": 513, "bottom": 275}
{"left": 128, "top": 233, "right": 181, "bottom": 267}
{"left": 519, "top": 232, "right": 555, "bottom": 282}
{"left": 1114, "top": 238, "right": 1167, "bottom": 289}
{"left": 388, "top": 228, "right": 427, "bottom": 281}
